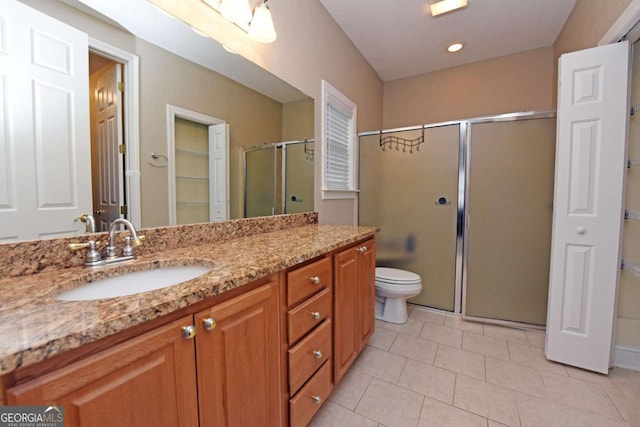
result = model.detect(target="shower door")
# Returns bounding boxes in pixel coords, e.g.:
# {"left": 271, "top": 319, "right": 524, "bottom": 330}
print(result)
{"left": 359, "top": 125, "right": 461, "bottom": 311}
{"left": 244, "top": 147, "right": 276, "bottom": 217}
{"left": 463, "top": 117, "right": 556, "bottom": 325}
{"left": 284, "top": 141, "right": 314, "bottom": 214}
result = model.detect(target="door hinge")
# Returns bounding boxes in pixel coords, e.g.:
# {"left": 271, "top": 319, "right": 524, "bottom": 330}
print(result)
{"left": 120, "top": 205, "right": 128, "bottom": 215}
{"left": 119, "top": 144, "right": 126, "bottom": 154}
{"left": 118, "top": 81, "right": 124, "bottom": 92}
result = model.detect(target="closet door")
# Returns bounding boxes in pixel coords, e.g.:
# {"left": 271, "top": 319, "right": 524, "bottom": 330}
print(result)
{"left": 547, "top": 41, "right": 629, "bottom": 374}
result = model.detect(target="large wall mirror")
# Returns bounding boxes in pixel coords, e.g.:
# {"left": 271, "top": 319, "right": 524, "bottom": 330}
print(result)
{"left": 1, "top": 0, "right": 314, "bottom": 242}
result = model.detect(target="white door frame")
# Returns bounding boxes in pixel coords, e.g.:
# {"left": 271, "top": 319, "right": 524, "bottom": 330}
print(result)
{"left": 89, "top": 38, "right": 141, "bottom": 228}
{"left": 600, "top": 0, "right": 640, "bottom": 45}
{"left": 166, "top": 105, "right": 225, "bottom": 225}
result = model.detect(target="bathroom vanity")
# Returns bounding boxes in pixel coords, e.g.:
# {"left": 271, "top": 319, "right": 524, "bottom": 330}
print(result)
{"left": 0, "top": 214, "right": 377, "bottom": 427}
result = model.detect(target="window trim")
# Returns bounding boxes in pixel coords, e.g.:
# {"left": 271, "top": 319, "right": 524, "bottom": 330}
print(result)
{"left": 321, "top": 80, "right": 358, "bottom": 200}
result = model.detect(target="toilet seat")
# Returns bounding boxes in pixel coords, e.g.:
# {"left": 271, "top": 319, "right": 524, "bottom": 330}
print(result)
{"left": 375, "top": 267, "right": 421, "bottom": 286}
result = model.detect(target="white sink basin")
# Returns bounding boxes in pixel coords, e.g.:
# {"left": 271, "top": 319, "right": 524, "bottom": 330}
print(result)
{"left": 57, "top": 265, "right": 212, "bottom": 301}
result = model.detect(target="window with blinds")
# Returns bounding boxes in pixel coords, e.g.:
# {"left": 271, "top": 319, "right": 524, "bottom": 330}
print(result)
{"left": 322, "top": 80, "right": 357, "bottom": 199}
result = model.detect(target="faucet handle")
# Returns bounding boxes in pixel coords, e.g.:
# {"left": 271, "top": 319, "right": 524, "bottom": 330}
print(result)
{"left": 69, "top": 240, "right": 97, "bottom": 251}
{"left": 69, "top": 240, "right": 102, "bottom": 265}
{"left": 131, "top": 235, "right": 146, "bottom": 247}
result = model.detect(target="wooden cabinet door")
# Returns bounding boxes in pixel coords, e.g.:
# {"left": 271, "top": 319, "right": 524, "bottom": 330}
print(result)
{"left": 358, "top": 239, "right": 376, "bottom": 351}
{"left": 333, "top": 247, "right": 359, "bottom": 383}
{"left": 195, "top": 277, "right": 281, "bottom": 427}
{"left": 6, "top": 316, "right": 199, "bottom": 427}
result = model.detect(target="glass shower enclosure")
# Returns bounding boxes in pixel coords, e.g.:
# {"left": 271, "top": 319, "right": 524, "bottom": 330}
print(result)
{"left": 359, "top": 112, "right": 556, "bottom": 326}
{"left": 244, "top": 140, "right": 314, "bottom": 218}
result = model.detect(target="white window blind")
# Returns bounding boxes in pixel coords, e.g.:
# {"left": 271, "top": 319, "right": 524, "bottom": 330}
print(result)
{"left": 321, "top": 80, "right": 357, "bottom": 199}
{"left": 326, "top": 103, "right": 352, "bottom": 190}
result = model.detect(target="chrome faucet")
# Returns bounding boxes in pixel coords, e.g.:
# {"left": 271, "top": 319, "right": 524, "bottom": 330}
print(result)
{"left": 106, "top": 219, "right": 145, "bottom": 259}
{"left": 70, "top": 219, "right": 145, "bottom": 267}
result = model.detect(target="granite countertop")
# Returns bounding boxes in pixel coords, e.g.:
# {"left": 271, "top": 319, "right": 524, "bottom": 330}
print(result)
{"left": 0, "top": 224, "right": 377, "bottom": 375}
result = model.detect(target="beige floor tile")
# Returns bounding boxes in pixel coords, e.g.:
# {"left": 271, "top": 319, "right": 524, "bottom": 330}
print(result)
{"left": 398, "top": 359, "right": 456, "bottom": 404}
{"left": 485, "top": 356, "right": 546, "bottom": 398}
{"left": 462, "top": 332, "right": 510, "bottom": 361}
{"left": 310, "top": 401, "right": 379, "bottom": 427}
{"left": 410, "top": 307, "right": 447, "bottom": 326}
{"left": 356, "top": 378, "right": 424, "bottom": 427}
{"left": 351, "top": 346, "right": 407, "bottom": 384}
{"left": 389, "top": 334, "right": 438, "bottom": 365}
{"left": 434, "top": 344, "right": 486, "bottom": 380}
{"left": 565, "top": 365, "right": 612, "bottom": 387}
{"left": 516, "top": 392, "right": 590, "bottom": 427}
{"left": 444, "top": 315, "right": 485, "bottom": 334}
{"left": 507, "top": 341, "right": 568, "bottom": 376}
{"left": 420, "top": 323, "right": 463, "bottom": 348}
{"left": 525, "top": 330, "right": 546, "bottom": 349}
{"left": 418, "top": 396, "right": 487, "bottom": 427}
{"left": 369, "top": 327, "right": 398, "bottom": 351}
{"left": 608, "top": 367, "right": 640, "bottom": 399}
{"left": 484, "top": 324, "right": 529, "bottom": 345}
{"left": 453, "top": 374, "right": 519, "bottom": 427}
{"left": 329, "top": 368, "right": 373, "bottom": 410}
{"left": 542, "top": 373, "right": 624, "bottom": 422}
{"left": 488, "top": 421, "right": 510, "bottom": 427}
{"left": 587, "top": 413, "right": 632, "bottom": 427}
{"left": 375, "top": 319, "right": 386, "bottom": 329}
{"left": 602, "top": 380, "right": 640, "bottom": 423}
{"left": 383, "top": 318, "right": 424, "bottom": 337}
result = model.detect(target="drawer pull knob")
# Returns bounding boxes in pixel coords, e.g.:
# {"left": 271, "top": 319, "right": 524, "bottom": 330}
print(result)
{"left": 310, "top": 276, "right": 320, "bottom": 284}
{"left": 182, "top": 325, "right": 197, "bottom": 339}
{"left": 310, "top": 311, "right": 321, "bottom": 320}
{"left": 312, "top": 395, "right": 322, "bottom": 404}
{"left": 312, "top": 349, "right": 323, "bottom": 359}
{"left": 203, "top": 317, "right": 217, "bottom": 331}
{"left": 358, "top": 246, "right": 368, "bottom": 253}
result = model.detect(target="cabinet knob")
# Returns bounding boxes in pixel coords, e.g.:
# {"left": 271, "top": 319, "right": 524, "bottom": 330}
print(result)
{"left": 203, "top": 317, "right": 217, "bottom": 331}
{"left": 312, "top": 395, "right": 322, "bottom": 404}
{"left": 182, "top": 325, "right": 197, "bottom": 339}
{"left": 310, "top": 276, "right": 320, "bottom": 285}
{"left": 358, "top": 246, "right": 368, "bottom": 253}
{"left": 310, "top": 311, "right": 321, "bottom": 320}
{"left": 312, "top": 349, "right": 323, "bottom": 359}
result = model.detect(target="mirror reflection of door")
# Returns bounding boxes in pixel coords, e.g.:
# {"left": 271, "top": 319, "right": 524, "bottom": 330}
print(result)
{"left": 89, "top": 53, "right": 125, "bottom": 231}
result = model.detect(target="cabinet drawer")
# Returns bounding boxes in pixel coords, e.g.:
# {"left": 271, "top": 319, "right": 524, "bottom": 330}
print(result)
{"left": 288, "top": 287, "right": 332, "bottom": 346}
{"left": 288, "top": 319, "right": 331, "bottom": 394}
{"left": 287, "top": 257, "right": 331, "bottom": 307}
{"left": 289, "top": 361, "right": 332, "bottom": 427}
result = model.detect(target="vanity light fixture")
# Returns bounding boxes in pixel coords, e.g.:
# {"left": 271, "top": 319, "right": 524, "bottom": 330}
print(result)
{"left": 447, "top": 42, "right": 464, "bottom": 53}
{"left": 428, "top": 0, "right": 468, "bottom": 17}
{"left": 201, "top": 0, "right": 277, "bottom": 43}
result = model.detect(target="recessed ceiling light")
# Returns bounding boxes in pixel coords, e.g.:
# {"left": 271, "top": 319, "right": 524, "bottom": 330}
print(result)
{"left": 429, "top": 0, "right": 468, "bottom": 17}
{"left": 447, "top": 42, "right": 464, "bottom": 53}
{"left": 192, "top": 27, "right": 210, "bottom": 38}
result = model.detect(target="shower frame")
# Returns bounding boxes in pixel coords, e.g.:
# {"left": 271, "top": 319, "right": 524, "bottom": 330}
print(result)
{"left": 359, "top": 109, "right": 556, "bottom": 327}
{"left": 243, "top": 139, "right": 314, "bottom": 217}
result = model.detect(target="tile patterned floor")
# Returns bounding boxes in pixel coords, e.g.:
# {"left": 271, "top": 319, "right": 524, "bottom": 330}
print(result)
{"left": 309, "top": 306, "right": 640, "bottom": 427}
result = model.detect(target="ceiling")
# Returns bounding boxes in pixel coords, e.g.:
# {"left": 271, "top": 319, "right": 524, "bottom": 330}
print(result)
{"left": 319, "top": 0, "right": 576, "bottom": 82}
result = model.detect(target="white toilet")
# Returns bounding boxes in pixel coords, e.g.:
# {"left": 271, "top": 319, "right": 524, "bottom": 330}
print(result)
{"left": 375, "top": 267, "right": 422, "bottom": 324}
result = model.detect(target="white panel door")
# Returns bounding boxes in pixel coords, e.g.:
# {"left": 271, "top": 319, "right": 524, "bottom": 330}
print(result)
{"left": 92, "top": 62, "right": 123, "bottom": 231}
{"left": 209, "top": 123, "right": 229, "bottom": 221}
{"left": 547, "top": 41, "right": 630, "bottom": 374}
{"left": 0, "top": 0, "right": 90, "bottom": 242}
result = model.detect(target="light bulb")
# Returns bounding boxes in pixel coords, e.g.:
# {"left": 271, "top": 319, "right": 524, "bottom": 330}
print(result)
{"left": 248, "top": 2, "right": 277, "bottom": 43}
{"left": 220, "top": 0, "right": 252, "bottom": 27}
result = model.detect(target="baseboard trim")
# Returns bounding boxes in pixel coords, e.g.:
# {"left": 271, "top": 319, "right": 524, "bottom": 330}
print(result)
{"left": 613, "top": 345, "right": 640, "bottom": 371}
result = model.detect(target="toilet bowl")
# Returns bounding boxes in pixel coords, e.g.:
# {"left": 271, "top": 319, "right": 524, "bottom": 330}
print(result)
{"left": 375, "top": 267, "right": 422, "bottom": 324}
